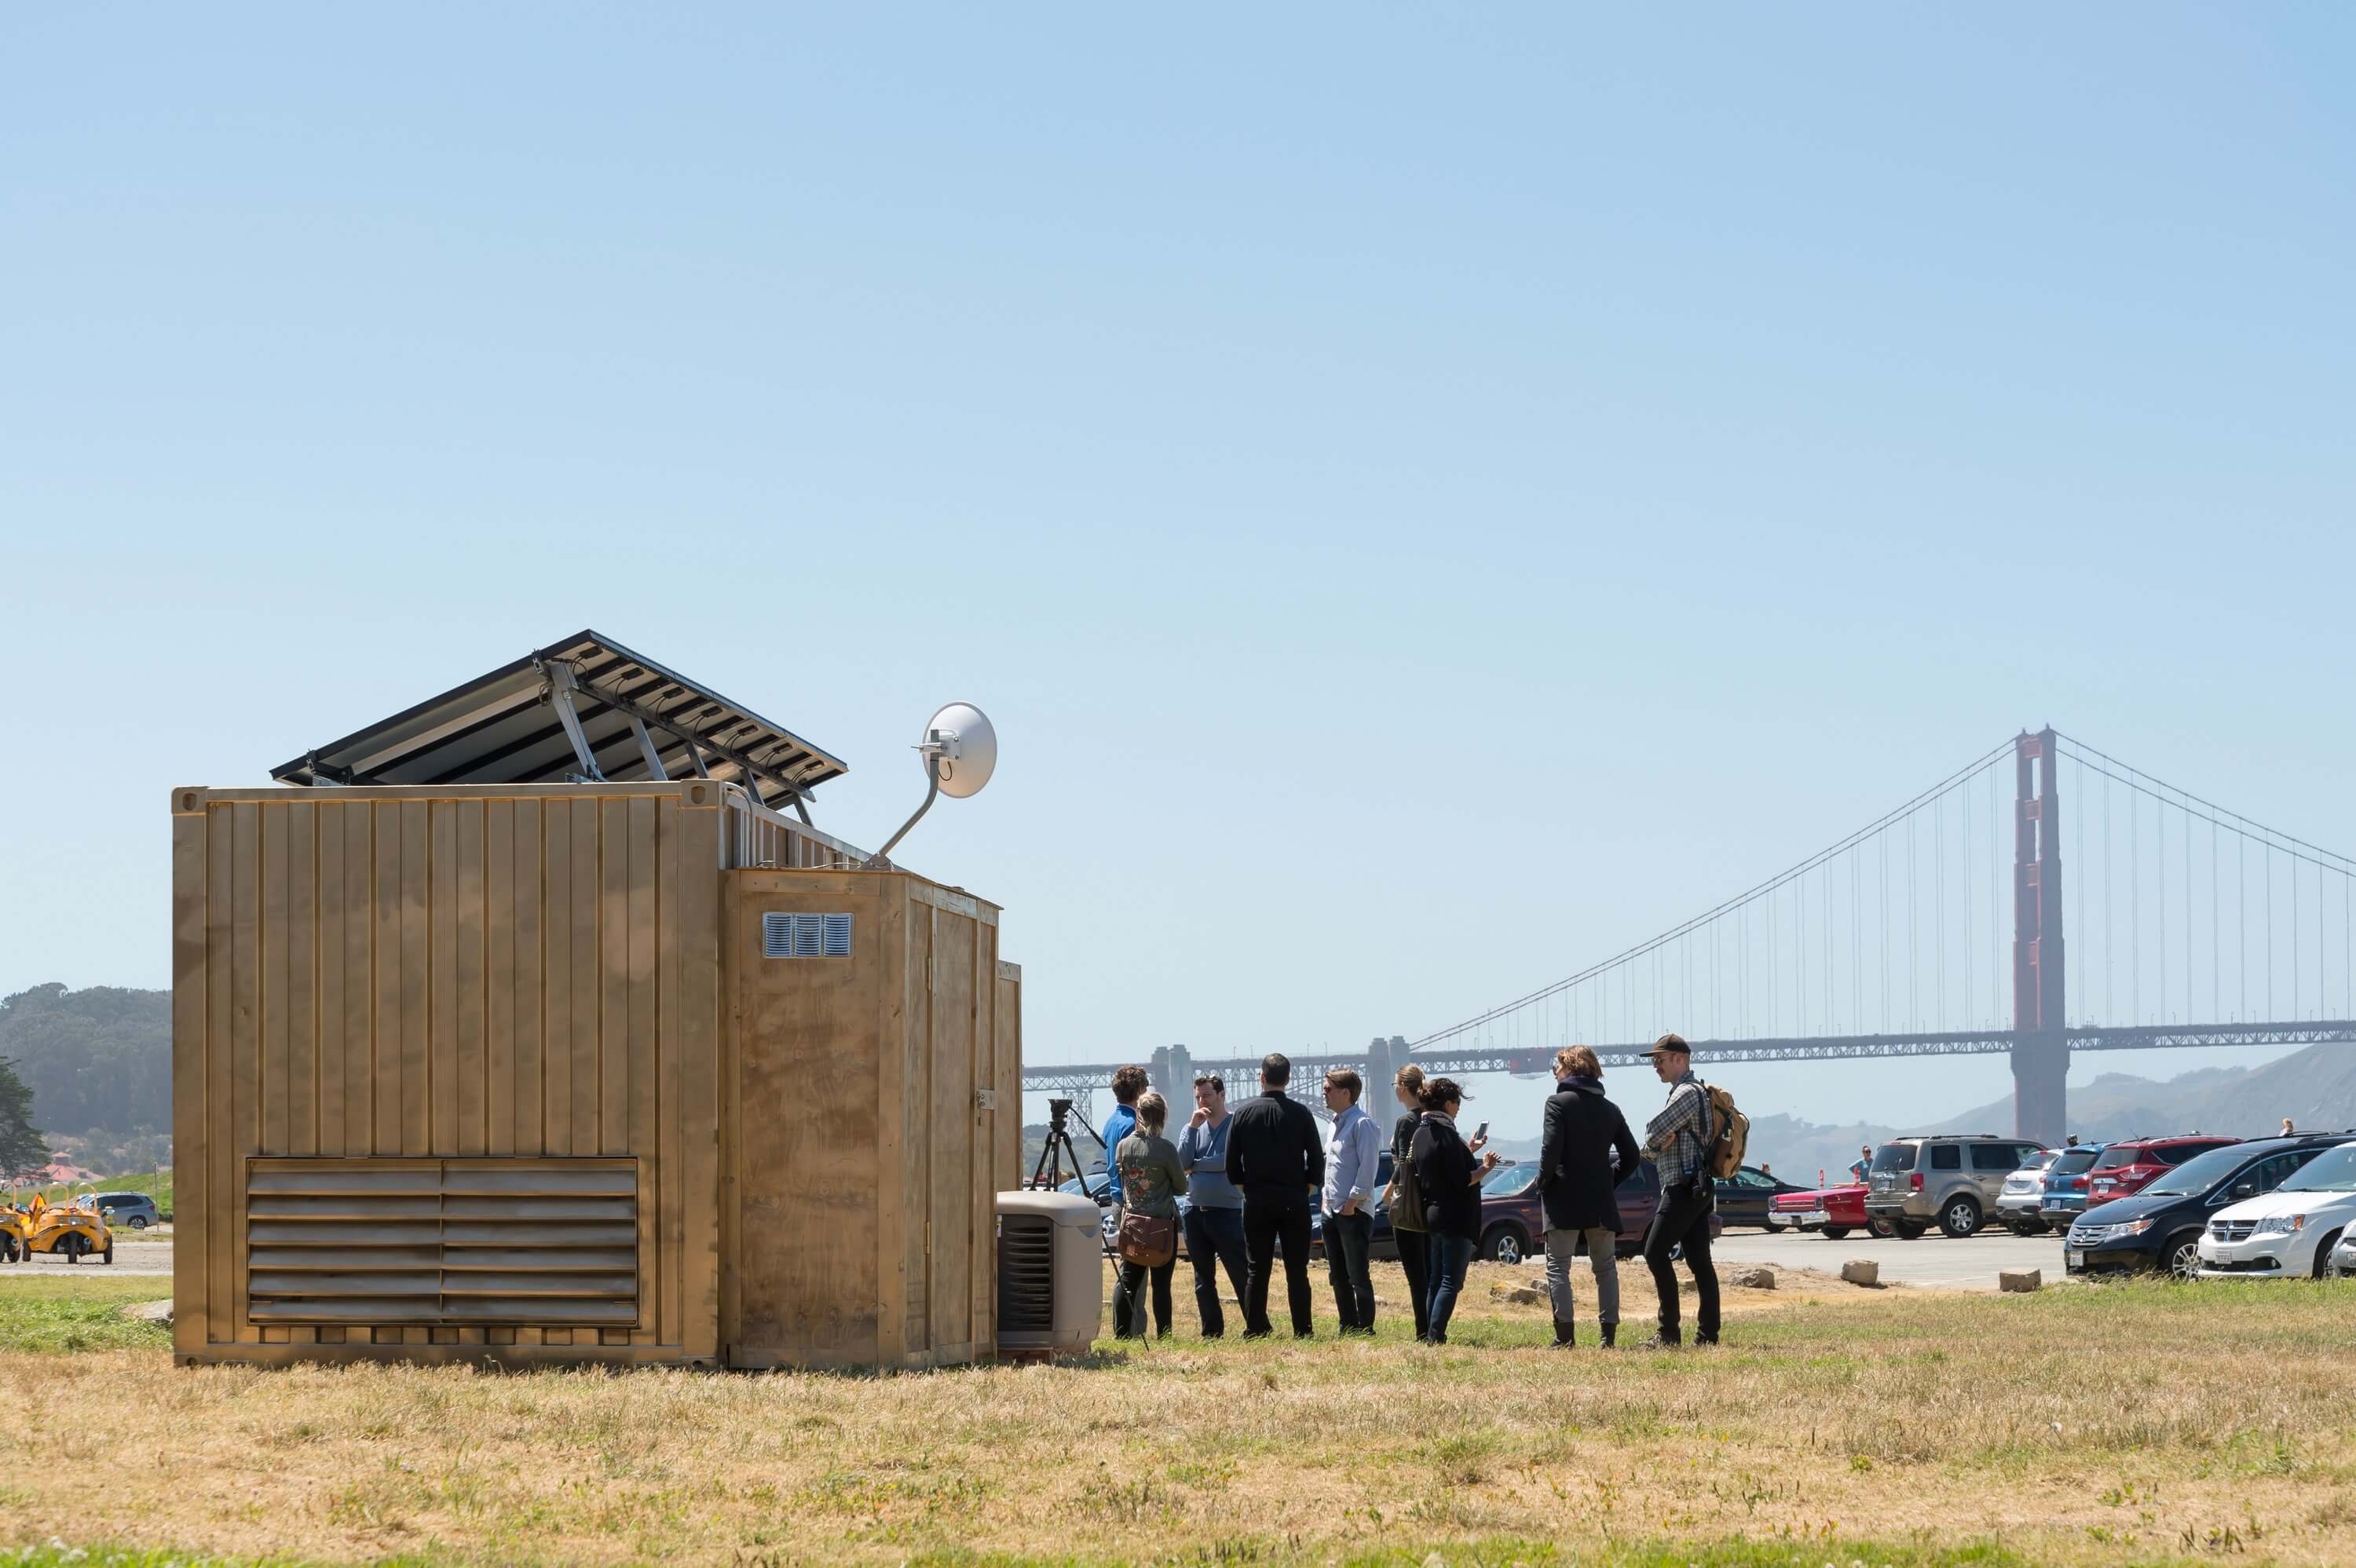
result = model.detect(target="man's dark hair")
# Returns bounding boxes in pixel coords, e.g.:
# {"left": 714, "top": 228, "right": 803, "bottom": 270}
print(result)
{"left": 1260, "top": 1052, "right": 1291, "bottom": 1087}
{"left": 1110, "top": 1064, "right": 1151, "bottom": 1104}
{"left": 1193, "top": 1072, "right": 1225, "bottom": 1095}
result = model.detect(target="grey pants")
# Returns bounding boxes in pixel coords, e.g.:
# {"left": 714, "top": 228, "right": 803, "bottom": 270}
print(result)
{"left": 1545, "top": 1226, "right": 1621, "bottom": 1326}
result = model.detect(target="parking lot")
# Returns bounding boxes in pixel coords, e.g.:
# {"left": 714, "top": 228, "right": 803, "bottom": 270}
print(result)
{"left": 1714, "top": 1223, "right": 2065, "bottom": 1287}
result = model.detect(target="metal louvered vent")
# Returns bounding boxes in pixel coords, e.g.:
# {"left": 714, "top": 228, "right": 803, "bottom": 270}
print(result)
{"left": 995, "top": 1213, "right": 1056, "bottom": 1334}
{"left": 245, "top": 1158, "right": 638, "bottom": 1327}
{"left": 762, "top": 911, "right": 852, "bottom": 958}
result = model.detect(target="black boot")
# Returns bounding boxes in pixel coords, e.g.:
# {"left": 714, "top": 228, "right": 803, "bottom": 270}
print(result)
{"left": 1549, "top": 1318, "right": 1575, "bottom": 1349}
{"left": 1599, "top": 1321, "right": 1616, "bottom": 1348}
{"left": 1637, "top": 1325, "right": 1682, "bottom": 1350}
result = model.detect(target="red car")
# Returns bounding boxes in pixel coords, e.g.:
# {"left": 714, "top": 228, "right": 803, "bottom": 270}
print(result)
{"left": 1474, "top": 1158, "right": 1721, "bottom": 1266}
{"left": 1767, "top": 1182, "right": 1895, "bottom": 1240}
{"left": 2083, "top": 1135, "right": 2242, "bottom": 1208}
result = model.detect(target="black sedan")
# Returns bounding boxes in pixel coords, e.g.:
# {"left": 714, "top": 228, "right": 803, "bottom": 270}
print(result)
{"left": 1713, "top": 1165, "right": 1811, "bottom": 1230}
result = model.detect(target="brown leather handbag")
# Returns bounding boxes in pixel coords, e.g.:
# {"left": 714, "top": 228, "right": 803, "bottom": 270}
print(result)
{"left": 1118, "top": 1208, "right": 1176, "bottom": 1268}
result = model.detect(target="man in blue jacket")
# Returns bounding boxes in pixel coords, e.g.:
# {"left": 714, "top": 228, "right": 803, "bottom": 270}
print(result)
{"left": 1099, "top": 1065, "right": 1150, "bottom": 1213}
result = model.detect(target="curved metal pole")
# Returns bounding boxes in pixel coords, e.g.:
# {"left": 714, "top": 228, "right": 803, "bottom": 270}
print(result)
{"left": 865, "top": 757, "right": 942, "bottom": 868}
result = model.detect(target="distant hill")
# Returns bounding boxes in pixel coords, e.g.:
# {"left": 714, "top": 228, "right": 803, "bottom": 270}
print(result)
{"left": 0, "top": 985, "right": 173, "bottom": 1170}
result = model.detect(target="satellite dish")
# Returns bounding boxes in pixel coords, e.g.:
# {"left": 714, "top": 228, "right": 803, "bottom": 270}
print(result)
{"left": 924, "top": 702, "right": 997, "bottom": 799}
{"left": 865, "top": 701, "right": 997, "bottom": 866}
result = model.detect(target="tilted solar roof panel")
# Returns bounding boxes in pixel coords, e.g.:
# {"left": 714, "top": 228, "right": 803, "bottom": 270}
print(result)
{"left": 270, "top": 630, "right": 847, "bottom": 810}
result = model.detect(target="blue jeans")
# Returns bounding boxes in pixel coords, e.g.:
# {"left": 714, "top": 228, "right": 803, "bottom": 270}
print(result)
{"left": 1425, "top": 1234, "right": 1475, "bottom": 1343}
{"left": 1183, "top": 1204, "right": 1249, "bottom": 1337}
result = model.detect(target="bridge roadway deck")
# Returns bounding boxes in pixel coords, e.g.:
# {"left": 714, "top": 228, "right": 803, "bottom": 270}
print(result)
{"left": 1023, "top": 1018, "right": 2356, "bottom": 1097}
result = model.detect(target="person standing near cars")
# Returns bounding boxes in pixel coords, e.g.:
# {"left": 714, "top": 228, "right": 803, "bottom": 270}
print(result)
{"left": 1848, "top": 1144, "right": 1871, "bottom": 1182}
{"left": 1099, "top": 1065, "right": 1151, "bottom": 1222}
{"left": 1176, "top": 1073, "right": 1250, "bottom": 1337}
{"left": 1637, "top": 1033, "right": 1720, "bottom": 1348}
{"left": 1383, "top": 1065, "right": 1432, "bottom": 1340}
{"left": 1112, "top": 1093, "right": 1185, "bottom": 1340}
{"left": 1539, "top": 1045, "right": 1639, "bottom": 1349}
{"left": 1319, "top": 1068, "right": 1383, "bottom": 1335}
{"left": 1226, "top": 1054, "right": 1325, "bottom": 1338}
{"left": 1410, "top": 1077, "right": 1498, "bottom": 1345}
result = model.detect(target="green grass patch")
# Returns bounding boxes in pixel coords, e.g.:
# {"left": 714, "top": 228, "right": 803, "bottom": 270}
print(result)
{"left": 0, "top": 1275, "right": 168, "bottom": 1353}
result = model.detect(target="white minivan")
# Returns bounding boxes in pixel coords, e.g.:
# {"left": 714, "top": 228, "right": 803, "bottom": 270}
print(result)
{"left": 2196, "top": 1139, "right": 2356, "bottom": 1280}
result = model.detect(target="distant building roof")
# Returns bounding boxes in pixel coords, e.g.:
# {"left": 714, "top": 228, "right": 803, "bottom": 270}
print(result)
{"left": 271, "top": 629, "right": 848, "bottom": 810}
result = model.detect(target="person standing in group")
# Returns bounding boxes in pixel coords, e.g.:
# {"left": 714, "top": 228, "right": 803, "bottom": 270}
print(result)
{"left": 1319, "top": 1068, "right": 1382, "bottom": 1335}
{"left": 1176, "top": 1073, "right": 1250, "bottom": 1336}
{"left": 1111, "top": 1093, "right": 1185, "bottom": 1340}
{"left": 1539, "top": 1045, "right": 1639, "bottom": 1349}
{"left": 1382, "top": 1064, "right": 1432, "bottom": 1340}
{"left": 1410, "top": 1077, "right": 1498, "bottom": 1345}
{"left": 1225, "top": 1053, "right": 1325, "bottom": 1338}
{"left": 1637, "top": 1033, "right": 1720, "bottom": 1348}
{"left": 1099, "top": 1065, "right": 1151, "bottom": 1221}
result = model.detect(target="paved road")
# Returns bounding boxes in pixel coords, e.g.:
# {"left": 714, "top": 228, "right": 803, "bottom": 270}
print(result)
{"left": 1, "top": 1240, "right": 173, "bottom": 1278}
{"left": 1711, "top": 1224, "right": 2067, "bottom": 1288}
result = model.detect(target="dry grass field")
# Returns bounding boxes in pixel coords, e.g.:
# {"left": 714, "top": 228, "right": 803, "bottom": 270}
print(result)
{"left": 2, "top": 1259, "right": 2354, "bottom": 1566}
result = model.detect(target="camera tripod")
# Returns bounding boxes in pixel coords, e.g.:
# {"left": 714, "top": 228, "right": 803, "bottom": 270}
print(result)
{"left": 1030, "top": 1097, "right": 1118, "bottom": 1259}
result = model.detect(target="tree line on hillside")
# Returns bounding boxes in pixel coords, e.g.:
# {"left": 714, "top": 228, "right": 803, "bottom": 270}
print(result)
{"left": 0, "top": 984, "right": 169, "bottom": 1173}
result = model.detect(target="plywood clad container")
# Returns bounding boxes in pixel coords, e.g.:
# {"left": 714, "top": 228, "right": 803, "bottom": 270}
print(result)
{"left": 170, "top": 780, "right": 1018, "bottom": 1369}
{"left": 723, "top": 869, "right": 1021, "bottom": 1369}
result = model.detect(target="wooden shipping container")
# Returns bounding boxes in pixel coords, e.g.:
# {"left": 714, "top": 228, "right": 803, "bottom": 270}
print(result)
{"left": 170, "top": 780, "right": 1019, "bottom": 1369}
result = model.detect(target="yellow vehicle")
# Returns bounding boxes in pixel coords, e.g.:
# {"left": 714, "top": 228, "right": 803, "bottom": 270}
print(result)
{"left": 0, "top": 1203, "right": 30, "bottom": 1263}
{"left": 22, "top": 1191, "right": 113, "bottom": 1266}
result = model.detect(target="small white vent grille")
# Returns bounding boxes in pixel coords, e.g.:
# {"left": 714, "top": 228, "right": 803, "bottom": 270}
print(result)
{"left": 763, "top": 911, "right": 852, "bottom": 959}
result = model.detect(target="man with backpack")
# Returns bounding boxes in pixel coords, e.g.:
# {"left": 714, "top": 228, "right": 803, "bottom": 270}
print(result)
{"left": 1637, "top": 1033, "right": 1721, "bottom": 1348}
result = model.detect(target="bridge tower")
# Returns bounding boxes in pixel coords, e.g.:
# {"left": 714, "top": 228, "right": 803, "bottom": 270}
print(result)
{"left": 2010, "top": 727, "right": 2068, "bottom": 1143}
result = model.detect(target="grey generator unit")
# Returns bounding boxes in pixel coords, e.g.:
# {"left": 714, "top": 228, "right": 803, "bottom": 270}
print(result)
{"left": 994, "top": 1192, "right": 1103, "bottom": 1355}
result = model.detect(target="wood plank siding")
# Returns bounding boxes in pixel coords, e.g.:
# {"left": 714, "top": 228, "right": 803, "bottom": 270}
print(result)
{"left": 170, "top": 783, "right": 723, "bottom": 1366}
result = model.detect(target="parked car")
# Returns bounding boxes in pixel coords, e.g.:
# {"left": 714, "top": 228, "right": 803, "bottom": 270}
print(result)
{"left": 2197, "top": 1139, "right": 2356, "bottom": 1280}
{"left": 2068, "top": 1137, "right": 2340, "bottom": 1279}
{"left": 2084, "top": 1135, "right": 2244, "bottom": 1207}
{"left": 1995, "top": 1150, "right": 2060, "bottom": 1234}
{"left": 2036, "top": 1144, "right": 2106, "bottom": 1225}
{"left": 1714, "top": 1165, "right": 1810, "bottom": 1230}
{"left": 1865, "top": 1134, "right": 2049, "bottom": 1238}
{"left": 1476, "top": 1157, "right": 1721, "bottom": 1264}
{"left": 93, "top": 1192, "right": 159, "bottom": 1230}
{"left": 1768, "top": 1182, "right": 1893, "bottom": 1239}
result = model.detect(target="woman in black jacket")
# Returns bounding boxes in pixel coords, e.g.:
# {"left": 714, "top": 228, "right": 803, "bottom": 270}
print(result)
{"left": 1538, "top": 1044, "right": 1641, "bottom": 1347}
{"left": 1409, "top": 1077, "right": 1498, "bottom": 1344}
{"left": 1383, "top": 1065, "right": 1432, "bottom": 1341}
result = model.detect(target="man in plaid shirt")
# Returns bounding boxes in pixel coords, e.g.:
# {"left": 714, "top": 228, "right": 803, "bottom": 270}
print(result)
{"left": 1637, "top": 1033, "right": 1721, "bottom": 1348}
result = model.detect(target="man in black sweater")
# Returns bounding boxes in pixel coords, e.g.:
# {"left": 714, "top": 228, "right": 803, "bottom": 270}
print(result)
{"left": 1225, "top": 1052, "right": 1326, "bottom": 1337}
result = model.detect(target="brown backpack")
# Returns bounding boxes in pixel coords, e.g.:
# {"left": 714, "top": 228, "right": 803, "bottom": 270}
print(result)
{"left": 1702, "top": 1082, "right": 1749, "bottom": 1180}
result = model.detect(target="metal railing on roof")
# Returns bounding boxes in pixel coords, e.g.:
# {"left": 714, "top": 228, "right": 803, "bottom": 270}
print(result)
{"left": 720, "top": 784, "right": 872, "bottom": 871}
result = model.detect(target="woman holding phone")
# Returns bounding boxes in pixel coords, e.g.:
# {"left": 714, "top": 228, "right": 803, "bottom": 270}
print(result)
{"left": 1408, "top": 1077, "right": 1498, "bottom": 1345}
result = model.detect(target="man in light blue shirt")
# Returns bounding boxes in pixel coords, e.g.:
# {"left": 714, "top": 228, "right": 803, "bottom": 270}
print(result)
{"left": 1176, "top": 1072, "right": 1249, "bottom": 1336}
{"left": 1319, "top": 1067, "right": 1384, "bottom": 1334}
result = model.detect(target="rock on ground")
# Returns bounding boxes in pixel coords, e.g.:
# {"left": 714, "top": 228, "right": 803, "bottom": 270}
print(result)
{"left": 1840, "top": 1259, "right": 1881, "bottom": 1288}
{"left": 1999, "top": 1269, "right": 2043, "bottom": 1292}
{"left": 1487, "top": 1284, "right": 1545, "bottom": 1305}
{"left": 1727, "top": 1266, "right": 1776, "bottom": 1289}
{"left": 122, "top": 1299, "right": 173, "bottom": 1327}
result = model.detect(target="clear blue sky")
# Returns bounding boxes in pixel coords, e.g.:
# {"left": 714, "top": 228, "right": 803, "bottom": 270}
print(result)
{"left": 5, "top": 7, "right": 2351, "bottom": 1138}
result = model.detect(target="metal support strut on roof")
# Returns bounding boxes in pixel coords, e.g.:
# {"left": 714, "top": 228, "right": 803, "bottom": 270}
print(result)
{"left": 544, "top": 662, "right": 606, "bottom": 782}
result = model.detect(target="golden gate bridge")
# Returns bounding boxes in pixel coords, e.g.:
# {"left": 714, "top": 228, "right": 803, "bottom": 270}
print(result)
{"left": 1026, "top": 729, "right": 2356, "bottom": 1141}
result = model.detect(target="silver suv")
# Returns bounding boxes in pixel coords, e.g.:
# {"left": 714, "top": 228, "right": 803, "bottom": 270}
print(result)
{"left": 1865, "top": 1135, "right": 2048, "bottom": 1238}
